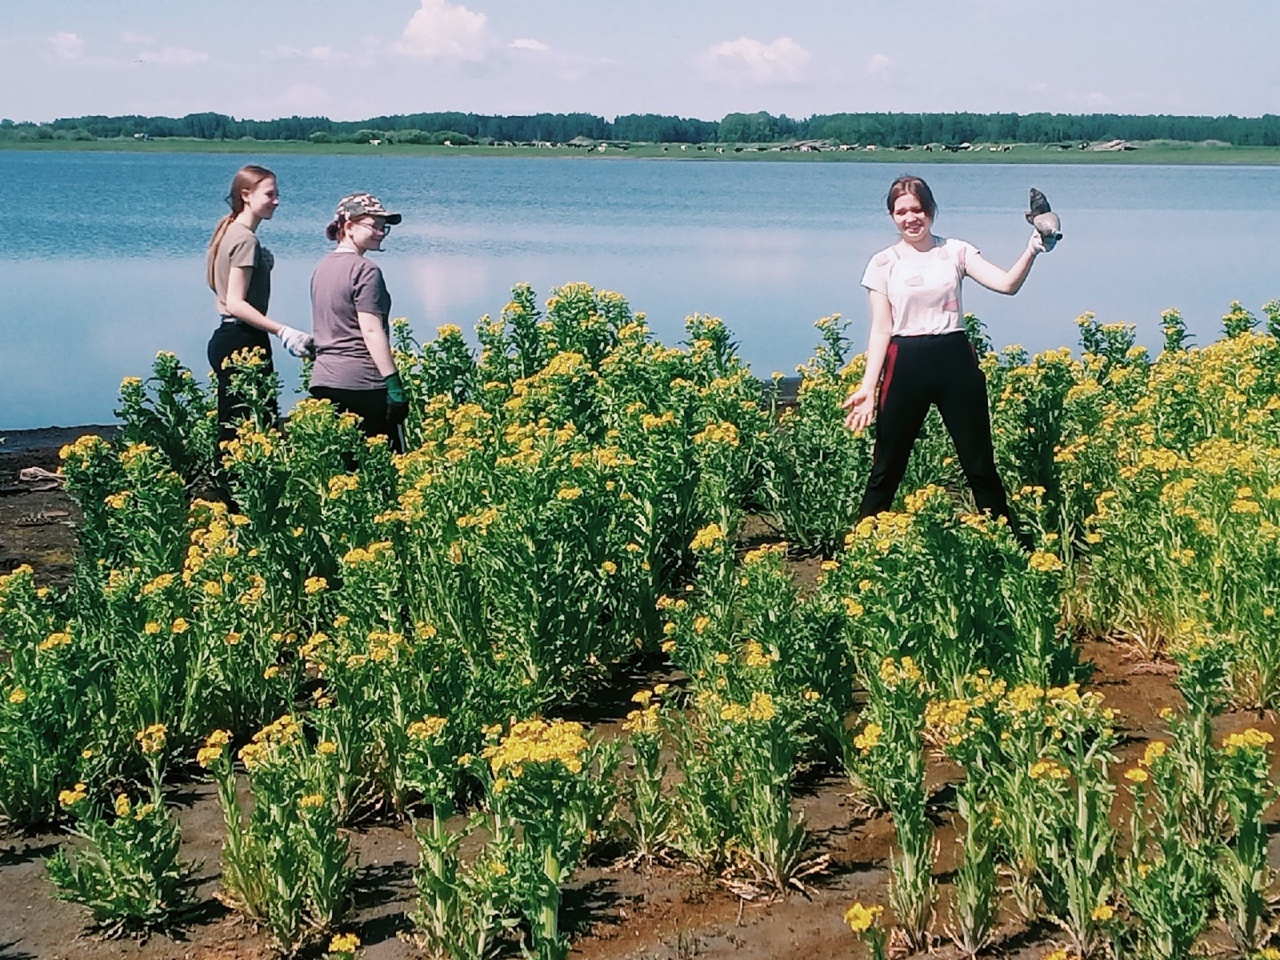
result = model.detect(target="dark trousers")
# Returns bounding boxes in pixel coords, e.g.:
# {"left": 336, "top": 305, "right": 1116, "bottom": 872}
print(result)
{"left": 858, "top": 331, "right": 1011, "bottom": 521}
{"left": 207, "top": 322, "right": 276, "bottom": 447}
{"left": 310, "top": 385, "right": 403, "bottom": 454}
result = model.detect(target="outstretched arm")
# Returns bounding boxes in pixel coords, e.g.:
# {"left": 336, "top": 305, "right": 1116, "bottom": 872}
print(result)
{"left": 842, "top": 290, "right": 893, "bottom": 432}
{"left": 964, "top": 232, "right": 1046, "bottom": 295}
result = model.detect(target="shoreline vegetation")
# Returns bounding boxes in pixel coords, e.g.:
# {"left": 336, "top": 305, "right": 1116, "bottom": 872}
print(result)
{"left": 6, "top": 108, "right": 1280, "bottom": 163}
{"left": 8, "top": 137, "right": 1280, "bottom": 164}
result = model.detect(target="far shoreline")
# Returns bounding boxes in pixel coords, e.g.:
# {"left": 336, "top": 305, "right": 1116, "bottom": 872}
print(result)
{"left": 6, "top": 138, "right": 1280, "bottom": 165}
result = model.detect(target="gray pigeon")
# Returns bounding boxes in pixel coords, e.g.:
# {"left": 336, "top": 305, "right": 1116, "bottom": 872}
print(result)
{"left": 1026, "top": 188, "right": 1062, "bottom": 251}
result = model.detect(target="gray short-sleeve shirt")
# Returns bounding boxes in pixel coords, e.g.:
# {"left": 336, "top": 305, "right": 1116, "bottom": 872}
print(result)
{"left": 212, "top": 221, "right": 272, "bottom": 317}
{"left": 309, "top": 249, "right": 392, "bottom": 391}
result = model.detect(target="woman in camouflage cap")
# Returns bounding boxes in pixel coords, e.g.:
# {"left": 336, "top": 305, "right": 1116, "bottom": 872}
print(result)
{"left": 308, "top": 193, "right": 408, "bottom": 451}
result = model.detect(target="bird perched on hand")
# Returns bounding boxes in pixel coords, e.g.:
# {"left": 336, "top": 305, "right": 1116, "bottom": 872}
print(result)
{"left": 1026, "top": 188, "right": 1062, "bottom": 251}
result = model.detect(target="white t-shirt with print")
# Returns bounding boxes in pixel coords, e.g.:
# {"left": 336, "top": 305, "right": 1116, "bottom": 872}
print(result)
{"left": 859, "top": 236, "right": 979, "bottom": 337}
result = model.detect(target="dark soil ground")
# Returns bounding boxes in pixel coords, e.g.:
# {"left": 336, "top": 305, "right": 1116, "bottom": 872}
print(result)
{"left": 0, "top": 427, "right": 1276, "bottom": 960}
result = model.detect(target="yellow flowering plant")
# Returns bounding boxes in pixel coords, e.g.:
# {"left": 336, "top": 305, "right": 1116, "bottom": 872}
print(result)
{"left": 1116, "top": 734, "right": 1213, "bottom": 960}
{"left": 670, "top": 686, "right": 813, "bottom": 895}
{"left": 846, "top": 657, "right": 934, "bottom": 950}
{"left": 761, "top": 314, "right": 876, "bottom": 552}
{"left": 419, "top": 718, "right": 618, "bottom": 960}
{"left": 115, "top": 350, "right": 218, "bottom": 489}
{"left": 199, "top": 718, "right": 354, "bottom": 954}
{"left": 617, "top": 689, "right": 675, "bottom": 866}
{"left": 844, "top": 900, "right": 887, "bottom": 960}
{"left": 1216, "top": 727, "right": 1278, "bottom": 953}
{"left": 410, "top": 807, "right": 521, "bottom": 960}
{"left": 1030, "top": 697, "right": 1119, "bottom": 959}
{"left": 947, "top": 777, "right": 999, "bottom": 959}
{"left": 819, "top": 485, "right": 1081, "bottom": 697}
{"left": 44, "top": 725, "right": 195, "bottom": 935}
{"left": 0, "top": 566, "right": 108, "bottom": 825}
{"left": 926, "top": 677, "right": 1115, "bottom": 924}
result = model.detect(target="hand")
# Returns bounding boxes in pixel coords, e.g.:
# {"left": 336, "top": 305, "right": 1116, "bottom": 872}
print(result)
{"left": 1028, "top": 230, "right": 1048, "bottom": 255}
{"left": 386, "top": 396, "right": 409, "bottom": 427}
{"left": 276, "top": 324, "right": 316, "bottom": 359}
{"left": 384, "top": 371, "right": 409, "bottom": 426}
{"left": 842, "top": 384, "right": 876, "bottom": 433}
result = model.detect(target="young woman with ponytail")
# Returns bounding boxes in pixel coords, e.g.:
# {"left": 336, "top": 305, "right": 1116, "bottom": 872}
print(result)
{"left": 205, "top": 164, "right": 312, "bottom": 446}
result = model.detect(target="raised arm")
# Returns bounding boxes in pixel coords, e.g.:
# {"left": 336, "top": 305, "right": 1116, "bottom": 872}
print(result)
{"left": 963, "top": 232, "right": 1046, "bottom": 296}
{"left": 842, "top": 289, "right": 894, "bottom": 432}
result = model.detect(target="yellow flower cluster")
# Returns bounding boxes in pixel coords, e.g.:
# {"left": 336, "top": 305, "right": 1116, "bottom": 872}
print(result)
{"left": 718, "top": 691, "right": 777, "bottom": 724}
{"left": 843, "top": 901, "right": 883, "bottom": 933}
{"left": 59, "top": 782, "right": 88, "bottom": 807}
{"left": 623, "top": 702, "right": 661, "bottom": 735}
{"left": 1028, "top": 550, "right": 1065, "bottom": 574}
{"left": 1223, "top": 728, "right": 1274, "bottom": 752}
{"left": 742, "top": 641, "right": 776, "bottom": 669}
{"left": 740, "top": 543, "right": 787, "bottom": 569}
{"left": 693, "top": 421, "right": 740, "bottom": 446}
{"left": 221, "top": 428, "right": 277, "bottom": 463}
{"left": 326, "top": 474, "right": 360, "bottom": 498}
{"left": 239, "top": 714, "right": 301, "bottom": 770}
{"left": 197, "top": 729, "right": 233, "bottom": 767}
{"left": 37, "top": 631, "right": 72, "bottom": 652}
{"left": 853, "top": 722, "right": 882, "bottom": 753}
{"left": 136, "top": 723, "right": 167, "bottom": 756}
{"left": 407, "top": 716, "right": 448, "bottom": 740}
{"left": 689, "top": 523, "right": 726, "bottom": 552}
{"left": 342, "top": 541, "right": 394, "bottom": 566}
{"left": 879, "top": 656, "right": 923, "bottom": 689}
{"left": 139, "top": 572, "right": 175, "bottom": 597}
{"left": 1029, "top": 758, "right": 1070, "bottom": 781}
{"left": 327, "top": 932, "right": 361, "bottom": 956}
{"left": 483, "top": 718, "right": 590, "bottom": 778}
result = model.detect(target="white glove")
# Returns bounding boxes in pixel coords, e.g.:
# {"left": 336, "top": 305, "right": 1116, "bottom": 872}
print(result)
{"left": 276, "top": 324, "right": 316, "bottom": 359}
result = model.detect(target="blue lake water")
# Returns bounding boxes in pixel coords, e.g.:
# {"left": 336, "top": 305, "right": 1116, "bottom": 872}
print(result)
{"left": 2, "top": 150, "right": 1279, "bottom": 429}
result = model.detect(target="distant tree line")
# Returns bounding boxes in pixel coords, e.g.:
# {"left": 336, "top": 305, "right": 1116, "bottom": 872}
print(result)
{"left": 4, "top": 110, "right": 1280, "bottom": 146}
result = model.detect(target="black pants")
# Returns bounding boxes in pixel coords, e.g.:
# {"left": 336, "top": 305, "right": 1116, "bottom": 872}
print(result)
{"left": 858, "top": 331, "right": 1011, "bottom": 521}
{"left": 207, "top": 322, "right": 276, "bottom": 447}
{"left": 310, "top": 385, "right": 403, "bottom": 454}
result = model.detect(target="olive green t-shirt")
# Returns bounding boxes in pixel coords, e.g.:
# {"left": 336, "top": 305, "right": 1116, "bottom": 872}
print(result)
{"left": 212, "top": 221, "right": 273, "bottom": 317}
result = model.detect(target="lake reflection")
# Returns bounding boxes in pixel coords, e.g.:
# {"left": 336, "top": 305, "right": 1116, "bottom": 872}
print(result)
{"left": 3, "top": 152, "right": 1280, "bottom": 429}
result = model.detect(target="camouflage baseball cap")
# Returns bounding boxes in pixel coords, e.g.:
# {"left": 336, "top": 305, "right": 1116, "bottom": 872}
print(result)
{"left": 335, "top": 193, "right": 402, "bottom": 224}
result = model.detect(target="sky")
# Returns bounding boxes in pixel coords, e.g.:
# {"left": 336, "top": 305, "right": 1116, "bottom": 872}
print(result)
{"left": 3, "top": 0, "right": 1278, "bottom": 124}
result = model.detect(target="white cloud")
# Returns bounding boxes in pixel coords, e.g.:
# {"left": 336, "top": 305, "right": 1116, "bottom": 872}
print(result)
{"left": 266, "top": 44, "right": 345, "bottom": 63}
{"left": 48, "top": 32, "right": 85, "bottom": 62}
{"left": 399, "top": 0, "right": 491, "bottom": 61}
{"left": 700, "top": 37, "right": 810, "bottom": 85}
{"left": 138, "top": 47, "right": 209, "bottom": 66}
{"left": 509, "top": 38, "right": 550, "bottom": 53}
{"left": 865, "top": 53, "right": 892, "bottom": 77}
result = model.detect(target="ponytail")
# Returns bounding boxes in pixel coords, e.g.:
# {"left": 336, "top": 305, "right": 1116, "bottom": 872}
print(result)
{"left": 206, "top": 214, "right": 235, "bottom": 291}
{"left": 206, "top": 164, "right": 276, "bottom": 292}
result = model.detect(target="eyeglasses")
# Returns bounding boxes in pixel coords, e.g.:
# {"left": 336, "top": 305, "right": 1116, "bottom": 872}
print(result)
{"left": 355, "top": 220, "right": 391, "bottom": 235}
